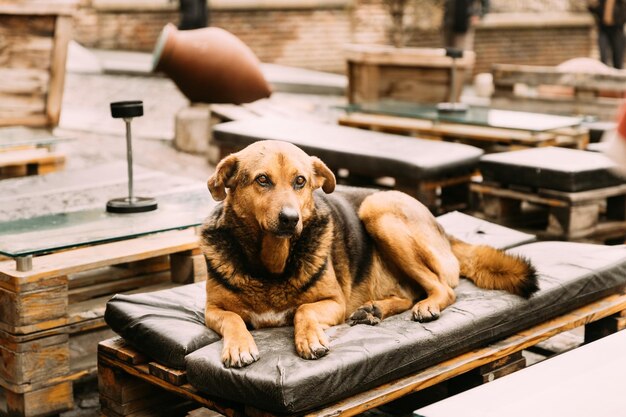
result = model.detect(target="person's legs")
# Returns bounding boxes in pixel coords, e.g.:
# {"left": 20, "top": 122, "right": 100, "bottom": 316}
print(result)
{"left": 611, "top": 25, "right": 625, "bottom": 69}
{"left": 599, "top": 26, "right": 612, "bottom": 66}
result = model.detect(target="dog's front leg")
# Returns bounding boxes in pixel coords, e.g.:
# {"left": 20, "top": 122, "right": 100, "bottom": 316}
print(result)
{"left": 205, "top": 305, "right": 259, "bottom": 368}
{"left": 294, "top": 299, "right": 344, "bottom": 359}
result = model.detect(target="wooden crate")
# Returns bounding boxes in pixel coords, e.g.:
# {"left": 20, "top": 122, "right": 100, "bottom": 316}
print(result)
{"left": 0, "top": 228, "right": 207, "bottom": 417}
{"left": 338, "top": 112, "right": 589, "bottom": 152}
{"left": 0, "top": 147, "right": 65, "bottom": 178}
{"left": 97, "top": 292, "right": 626, "bottom": 417}
{"left": 0, "top": 1, "right": 76, "bottom": 128}
{"left": 345, "top": 45, "right": 475, "bottom": 105}
{"left": 491, "top": 63, "right": 626, "bottom": 121}
{"left": 472, "top": 181, "right": 626, "bottom": 243}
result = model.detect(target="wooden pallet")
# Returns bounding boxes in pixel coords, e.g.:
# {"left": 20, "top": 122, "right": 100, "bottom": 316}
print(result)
{"left": 471, "top": 181, "right": 626, "bottom": 243}
{"left": 0, "top": 148, "right": 66, "bottom": 178}
{"left": 338, "top": 112, "right": 589, "bottom": 152}
{"left": 0, "top": 228, "right": 207, "bottom": 417}
{"left": 491, "top": 63, "right": 626, "bottom": 121}
{"left": 97, "top": 292, "right": 626, "bottom": 417}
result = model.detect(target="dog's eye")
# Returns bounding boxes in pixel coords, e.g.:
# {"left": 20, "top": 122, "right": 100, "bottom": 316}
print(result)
{"left": 256, "top": 175, "right": 271, "bottom": 187}
{"left": 294, "top": 176, "right": 306, "bottom": 189}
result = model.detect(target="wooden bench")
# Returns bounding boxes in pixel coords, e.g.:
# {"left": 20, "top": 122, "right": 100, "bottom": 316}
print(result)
{"left": 472, "top": 147, "right": 626, "bottom": 243}
{"left": 491, "top": 62, "right": 626, "bottom": 121}
{"left": 98, "top": 292, "right": 626, "bottom": 417}
{"left": 212, "top": 117, "right": 483, "bottom": 213}
{"left": 0, "top": 165, "right": 212, "bottom": 417}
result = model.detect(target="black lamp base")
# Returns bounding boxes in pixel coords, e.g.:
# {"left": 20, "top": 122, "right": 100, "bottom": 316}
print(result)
{"left": 106, "top": 197, "right": 158, "bottom": 213}
{"left": 437, "top": 102, "right": 468, "bottom": 113}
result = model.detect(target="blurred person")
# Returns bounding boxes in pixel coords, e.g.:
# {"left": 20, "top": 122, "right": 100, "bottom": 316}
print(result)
{"left": 442, "top": 0, "right": 489, "bottom": 50}
{"left": 588, "top": 0, "right": 626, "bottom": 69}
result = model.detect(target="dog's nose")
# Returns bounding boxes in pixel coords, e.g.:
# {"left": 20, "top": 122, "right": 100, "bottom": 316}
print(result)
{"left": 278, "top": 208, "right": 299, "bottom": 230}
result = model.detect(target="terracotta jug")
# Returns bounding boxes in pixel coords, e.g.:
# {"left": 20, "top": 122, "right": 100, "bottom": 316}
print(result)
{"left": 152, "top": 23, "right": 272, "bottom": 104}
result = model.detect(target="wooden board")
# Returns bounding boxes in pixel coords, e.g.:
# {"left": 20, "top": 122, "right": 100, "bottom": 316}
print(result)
{"left": 0, "top": 9, "right": 74, "bottom": 127}
{"left": 338, "top": 112, "right": 588, "bottom": 151}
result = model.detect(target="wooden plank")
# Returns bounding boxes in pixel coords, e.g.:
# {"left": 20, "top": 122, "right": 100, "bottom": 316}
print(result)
{"left": 0, "top": 228, "right": 199, "bottom": 292}
{"left": 46, "top": 14, "right": 72, "bottom": 127}
{"left": 5, "top": 381, "right": 73, "bottom": 417}
{"left": 68, "top": 257, "right": 170, "bottom": 290}
{"left": 68, "top": 270, "right": 171, "bottom": 303}
{"left": 99, "top": 337, "right": 148, "bottom": 365}
{"left": 0, "top": 334, "right": 69, "bottom": 386}
{"left": 0, "top": 148, "right": 64, "bottom": 168}
{"left": 471, "top": 182, "right": 570, "bottom": 208}
{"left": 149, "top": 362, "right": 187, "bottom": 386}
{"left": 0, "top": 281, "right": 68, "bottom": 328}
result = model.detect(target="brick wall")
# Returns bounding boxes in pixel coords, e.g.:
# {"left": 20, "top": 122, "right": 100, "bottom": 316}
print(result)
{"left": 73, "top": 0, "right": 595, "bottom": 75}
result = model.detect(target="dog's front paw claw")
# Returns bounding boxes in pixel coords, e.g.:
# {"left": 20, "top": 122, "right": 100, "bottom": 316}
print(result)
{"left": 412, "top": 302, "right": 440, "bottom": 323}
{"left": 221, "top": 340, "right": 260, "bottom": 368}
{"left": 295, "top": 326, "right": 330, "bottom": 360}
{"left": 349, "top": 304, "right": 382, "bottom": 326}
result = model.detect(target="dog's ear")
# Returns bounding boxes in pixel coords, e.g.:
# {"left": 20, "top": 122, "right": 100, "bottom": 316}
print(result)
{"left": 207, "top": 154, "right": 238, "bottom": 201}
{"left": 311, "top": 156, "right": 336, "bottom": 194}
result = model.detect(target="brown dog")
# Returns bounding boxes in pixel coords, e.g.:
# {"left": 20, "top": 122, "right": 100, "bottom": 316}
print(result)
{"left": 200, "top": 140, "right": 538, "bottom": 368}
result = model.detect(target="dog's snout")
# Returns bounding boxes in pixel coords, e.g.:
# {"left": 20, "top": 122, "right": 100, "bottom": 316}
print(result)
{"left": 278, "top": 208, "right": 299, "bottom": 230}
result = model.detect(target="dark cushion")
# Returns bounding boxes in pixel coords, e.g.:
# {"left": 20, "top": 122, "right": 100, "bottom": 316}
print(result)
{"left": 105, "top": 283, "right": 218, "bottom": 369}
{"left": 480, "top": 147, "right": 624, "bottom": 192}
{"left": 213, "top": 117, "right": 483, "bottom": 180}
{"left": 105, "top": 239, "right": 626, "bottom": 413}
{"left": 184, "top": 242, "right": 626, "bottom": 413}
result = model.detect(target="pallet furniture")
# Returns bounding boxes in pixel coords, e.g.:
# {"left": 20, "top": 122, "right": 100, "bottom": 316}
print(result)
{"left": 344, "top": 45, "right": 475, "bottom": 105}
{"left": 212, "top": 117, "right": 483, "bottom": 213}
{"left": 0, "top": 1, "right": 75, "bottom": 127}
{"left": 0, "top": 127, "right": 70, "bottom": 178}
{"left": 338, "top": 101, "right": 589, "bottom": 152}
{"left": 491, "top": 62, "right": 626, "bottom": 121}
{"left": 415, "top": 327, "right": 626, "bottom": 417}
{"left": 0, "top": 166, "right": 214, "bottom": 417}
{"left": 98, "top": 238, "right": 626, "bottom": 417}
{"left": 472, "top": 147, "right": 626, "bottom": 243}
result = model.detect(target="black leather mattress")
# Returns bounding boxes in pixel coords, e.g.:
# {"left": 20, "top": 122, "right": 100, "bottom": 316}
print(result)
{"left": 212, "top": 117, "right": 483, "bottom": 181}
{"left": 480, "top": 147, "right": 624, "bottom": 192}
{"left": 105, "top": 241, "right": 626, "bottom": 413}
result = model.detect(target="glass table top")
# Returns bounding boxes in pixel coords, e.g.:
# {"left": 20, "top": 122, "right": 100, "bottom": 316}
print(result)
{"left": 0, "top": 186, "right": 217, "bottom": 257}
{"left": 0, "top": 126, "right": 72, "bottom": 149}
{"left": 343, "top": 100, "right": 586, "bottom": 132}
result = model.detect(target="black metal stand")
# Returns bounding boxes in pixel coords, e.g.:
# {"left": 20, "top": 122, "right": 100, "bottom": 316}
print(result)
{"left": 437, "top": 48, "right": 468, "bottom": 113}
{"left": 106, "top": 101, "right": 158, "bottom": 214}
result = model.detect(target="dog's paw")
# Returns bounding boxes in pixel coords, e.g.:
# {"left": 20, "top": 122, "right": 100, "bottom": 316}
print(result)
{"left": 411, "top": 300, "right": 440, "bottom": 323}
{"left": 295, "top": 325, "right": 330, "bottom": 360}
{"left": 348, "top": 303, "right": 382, "bottom": 326}
{"left": 221, "top": 334, "right": 260, "bottom": 368}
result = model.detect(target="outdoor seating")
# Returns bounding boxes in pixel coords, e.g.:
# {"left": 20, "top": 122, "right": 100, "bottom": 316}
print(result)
{"left": 99, "top": 235, "right": 626, "bottom": 416}
{"left": 212, "top": 117, "right": 484, "bottom": 213}
{"left": 472, "top": 147, "right": 626, "bottom": 242}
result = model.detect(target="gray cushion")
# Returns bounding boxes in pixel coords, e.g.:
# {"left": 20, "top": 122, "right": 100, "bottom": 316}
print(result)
{"left": 213, "top": 117, "right": 483, "bottom": 180}
{"left": 480, "top": 147, "right": 624, "bottom": 192}
{"left": 185, "top": 242, "right": 626, "bottom": 413}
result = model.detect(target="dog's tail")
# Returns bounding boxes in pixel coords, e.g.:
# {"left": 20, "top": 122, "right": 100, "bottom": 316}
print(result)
{"left": 449, "top": 237, "right": 539, "bottom": 298}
